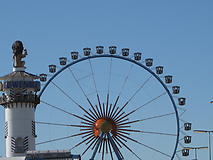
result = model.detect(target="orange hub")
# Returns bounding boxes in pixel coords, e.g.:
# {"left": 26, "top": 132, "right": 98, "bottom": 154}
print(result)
{"left": 93, "top": 118, "right": 117, "bottom": 137}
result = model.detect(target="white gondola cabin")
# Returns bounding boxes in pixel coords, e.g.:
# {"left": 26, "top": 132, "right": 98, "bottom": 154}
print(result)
{"left": 71, "top": 52, "right": 79, "bottom": 60}
{"left": 134, "top": 52, "right": 142, "bottom": 61}
{"left": 182, "top": 149, "right": 189, "bottom": 156}
{"left": 165, "top": 75, "right": 172, "bottom": 83}
{"left": 178, "top": 97, "right": 186, "bottom": 105}
{"left": 184, "top": 123, "right": 192, "bottom": 131}
{"left": 59, "top": 57, "right": 67, "bottom": 65}
{"left": 39, "top": 74, "right": 47, "bottom": 82}
{"left": 49, "top": 65, "right": 56, "bottom": 73}
{"left": 96, "top": 46, "right": 104, "bottom": 54}
{"left": 83, "top": 48, "right": 91, "bottom": 56}
{"left": 184, "top": 136, "right": 192, "bottom": 144}
{"left": 109, "top": 46, "right": 117, "bottom": 54}
{"left": 172, "top": 86, "right": 180, "bottom": 94}
{"left": 145, "top": 58, "right": 153, "bottom": 67}
{"left": 122, "top": 48, "right": 129, "bottom": 56}
{"left": 156, "top": 66, "right": 163, "bottom": 74}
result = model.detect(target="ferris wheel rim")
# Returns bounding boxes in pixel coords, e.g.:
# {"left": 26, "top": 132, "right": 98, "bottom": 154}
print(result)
{"left": 38, "top": 54, "right": 180, "bottom": 160}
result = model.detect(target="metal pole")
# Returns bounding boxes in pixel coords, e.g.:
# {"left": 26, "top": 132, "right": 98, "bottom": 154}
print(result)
{"left": 195, "top": 148, "right": 198, "bottom": 160}
{"left": 209, "top": 132, "right": 212, "bottom": 160}
{"left": 194, "top": 130, "right": 213, "bottom": 160}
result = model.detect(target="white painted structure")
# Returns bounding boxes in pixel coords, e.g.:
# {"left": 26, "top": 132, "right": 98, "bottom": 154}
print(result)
{"left": 0, "top": 41, "right": 81, "bottom": 160}
{"left": 0, "top": 67, "right": 40, "bottom": 157}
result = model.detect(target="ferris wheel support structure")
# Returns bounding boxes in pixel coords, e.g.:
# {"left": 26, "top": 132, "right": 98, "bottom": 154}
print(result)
{"left": 38, "top": 54, "right": 180, "bottom": 160}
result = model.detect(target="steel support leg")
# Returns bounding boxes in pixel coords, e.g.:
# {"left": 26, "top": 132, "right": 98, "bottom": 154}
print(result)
{"left": 90, "top": 133, "right": 104, "bottom": 160}
{"left": 107, "top": 133, "right": 124, "bottom": 160}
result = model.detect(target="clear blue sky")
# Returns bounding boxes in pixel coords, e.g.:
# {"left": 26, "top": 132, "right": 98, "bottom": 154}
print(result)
{"left": 0, "top": 0, "right": 212, "bottom": 159}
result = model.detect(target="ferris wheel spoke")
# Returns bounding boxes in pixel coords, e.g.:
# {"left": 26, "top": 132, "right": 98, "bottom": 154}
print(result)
{"left": 88, "top": 58, "right": 104, "bottom": 116}
{"left": 78, "top": 104, "right": 97, "bottom": 121}
{"left": 98, "top": 138, "right": 104, "bottom": 153}
{"left": 41, "top": 100, "right": 93, "bottom": 123}
{"left": 112, "top": 138, "right": 124, "bottom": 159}
{"left": 117, "top": 64, "right": 134, "bottom": 97}
{"left": 80, "top": 128, "right": 92, "bottom": 131}
{"left": 116, "top": 134, "right": 128, "bottom": 143}
{"left": 70, "top": 134, "right": 94, "bottom": 150}
{"left": 82, "top": 132, "right": 94, "bottom": 139}
{"left": 118, "top": 128, "right": 177, "bottom": 136}
{"left": 95, "top": 104, "right": 102, "bottom": 118}
{"left": 77, "top": 73, "right": 93, "bottom": 81}
{"left": 117, "top": 112, "right": 175, "bottom": 126}
{"left": 138, "top": 112, "right": 176, "bottom": 122}
{"left": 114, "top": 136, "right": 142, "bottom": 160}
{"left": 114, "top": 110, "right": 135, "bottom": 123}
{"left": 82, "top": 137, "right": 98, "bottom": 156}
{"left": 117, "top": 133, "right": 172, "bottom": 158}
{"left": 128, "top": 75, "right": 152, "bottom": 102}
{"left": 111, "top": 102, "right": 128, "bottom": 120}
{"left": 101, "top": 139, "right": 106, "bottom": 160}
{"left": 110, "top": 106, "right": 120, "bottom": 119}
{"left": 107, "top": 139, "right": 114, "bottom": 160}
{"left": 35, "top": 121, "right": 92, "bottom": 128}
{"left": 81, "top": 121, "right": 93, "bottom": 126}
{"left": 107, "top": 104, "right": 113, "bottom": 118}
{"left": 102, "top": 103, "right": 106, "bottom": 118}
{"left": 105, "top": 138, "right": 109, "bottom": 154}
{"left": 85, "top": 112, "right": 97, "bottom": 122}
{"left": 114, "top": 112, "right": 126, "bottom": 122}
{"left": 51, "top": 81, "right": 80, "bottom": 107}
{"left": 116, "top": 118, "right": 129, "bottom": 124}
{"left": 84, "top": 114, "right": 95, "bottom": 122}
{"left": 90, "top": 133, "right": 104, "bottom": 160}
{"left": 72, "top": 113, "right": 94, "bottom": 124}
{"left": 89, "top": 108, "right": 98, "bottom": 120}
{"left": 88, "top": 59, "right": 106, "bottom": 119}
{"left": 97, "top": 94, "right": 104, "bottom": 117}
{"left": 179, "top": 109, "right": 187, "bottom": 117}
{"left": 89, "top": 108, "right": 99, "bottom": 120}
{"left": 50, "top": 81, "right": 96, "bottom": 121}
{"left": 36, "top": 131, "right": 92, "bottom": 146}
{"left": 109, "top": 96, "right": 120, "bottom": 118}
{"left": 116, "top": 75, "right": 153, "bottom": 119}
{"left": 112, "top": 136, "right": 122, "bottom": 148}
{"left": 107, "top": 134, "right": 124, "bottom": 159}
{"left": 107, "top": 58, "right": 113, "bottom": 94}
{"left": 109, "top": 64, "right": 134, "bottom": 119}
{"left": 106, "top": 94, "right": 110, "bottom": 117}
{"left": 117, "top": 130, "right": 130, "bottom": 135}
{"left": 88, "top": 59, "right": 98, "bottom": 93}
{"left": 113, "top": 75, "right": 152, "bottom": 120}
{"left": 175, "top": 153, "right": 181, "bottom": 160}
{"left": 115, "top": 92, "right": 167, "bottom": 123}
{"left": 87, "top": 98, "right": 100, "bottom": 119}
{"left": 85, "top": 136, "right": 96, "bottom": 145}
{"left": 117, "top": 125, "right": 131, "bottom": 129}
{"left": 92, "top": 136, "right": 101, "bottom": 150}
{"left": 133, "top": 92, "right": 167, "bottom": 112}
{"left": 109, "top": 64, "right": 134, "bottom": 120}
{"left": 67, "top": 67, "right": 89, "bottom": 99}
{"left": 111, "top": 136, "right": 125, "bottom": 159}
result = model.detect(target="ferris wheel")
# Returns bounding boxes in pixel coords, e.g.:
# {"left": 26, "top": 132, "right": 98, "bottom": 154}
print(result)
{"left": 35, "top": 46, "right": 192, "bottom": 160}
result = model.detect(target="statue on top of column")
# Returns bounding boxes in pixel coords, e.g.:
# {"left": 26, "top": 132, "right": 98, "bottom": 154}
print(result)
{"left": 12, "top": 40, "right": 27, "bottom": 68}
